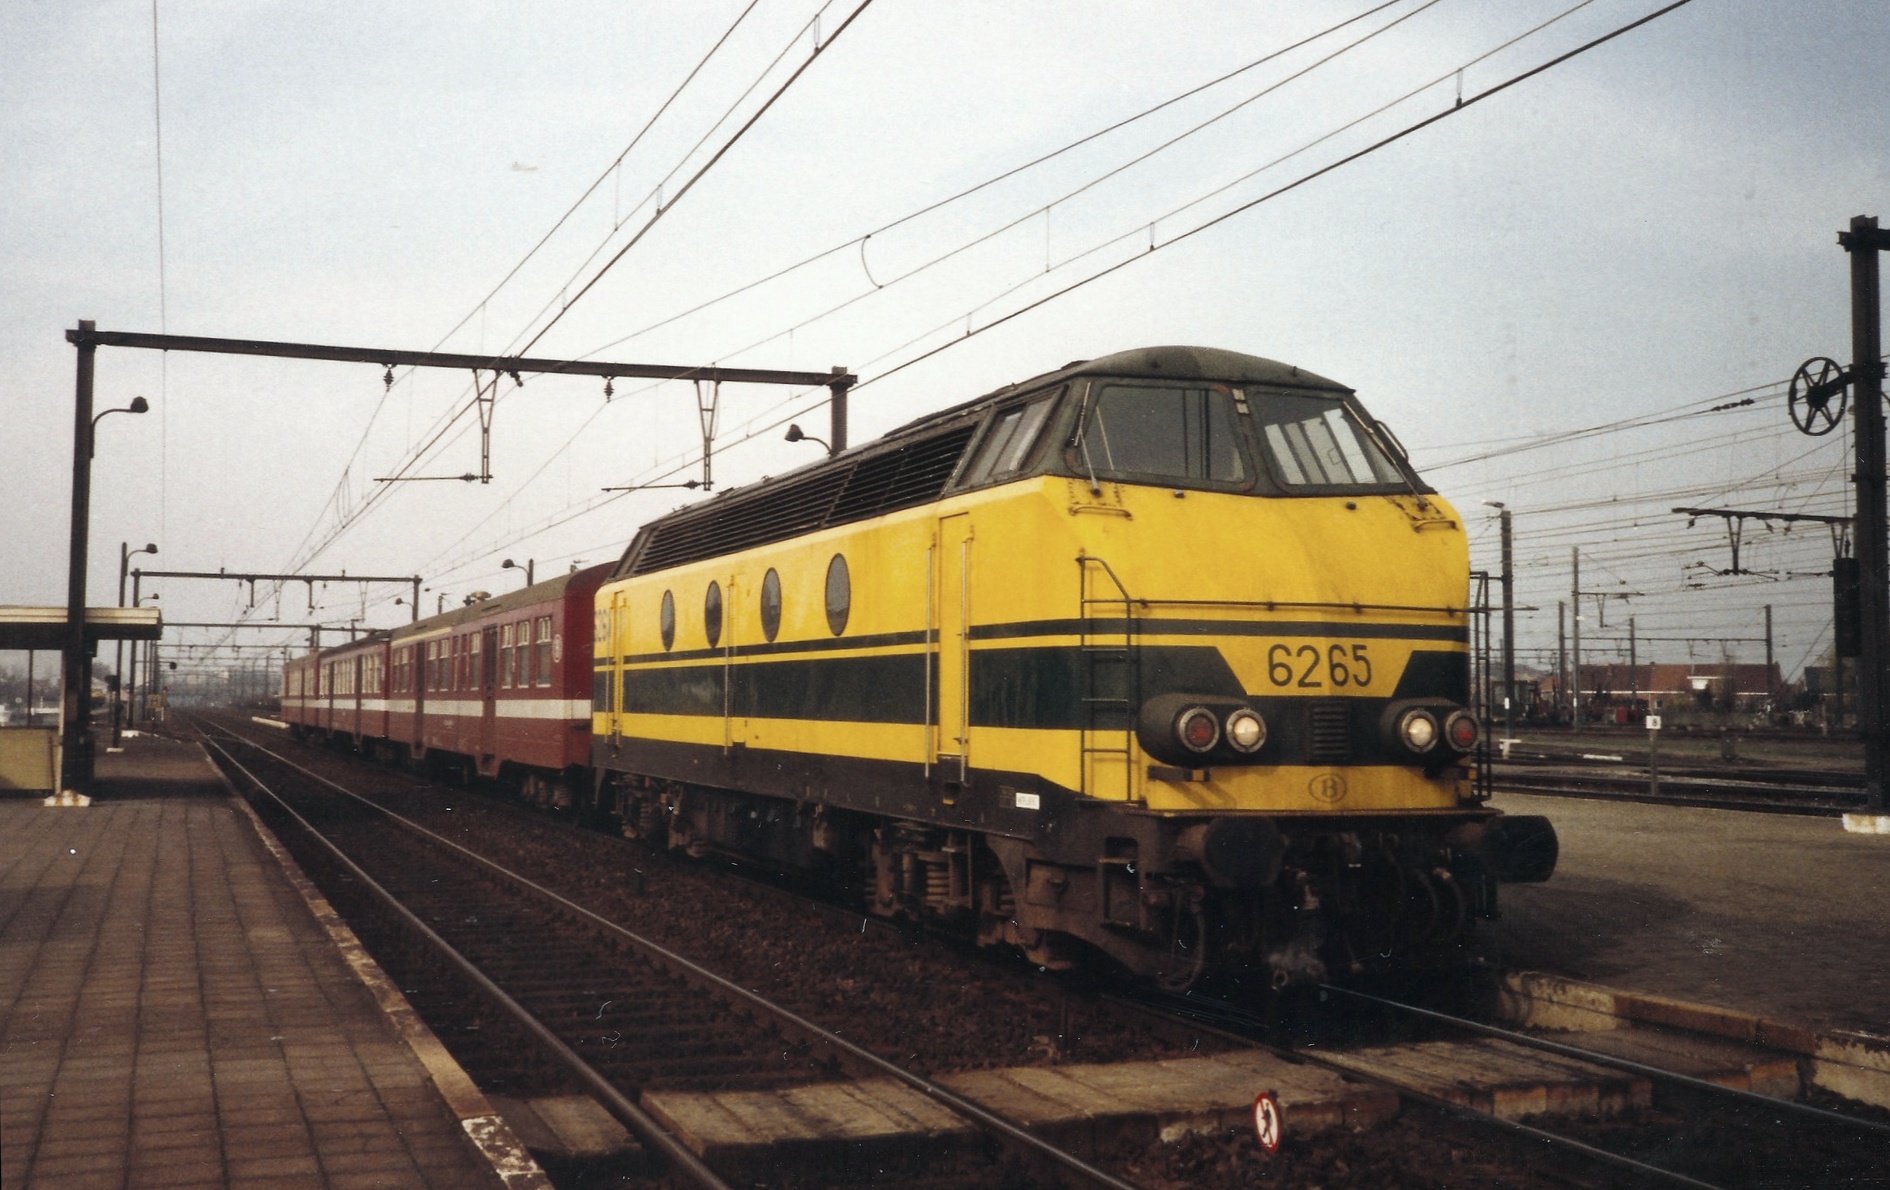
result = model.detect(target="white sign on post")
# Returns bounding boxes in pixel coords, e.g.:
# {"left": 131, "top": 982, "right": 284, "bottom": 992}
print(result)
{"left": 1645, "top": 715, "right": 1663, "bottom": 731}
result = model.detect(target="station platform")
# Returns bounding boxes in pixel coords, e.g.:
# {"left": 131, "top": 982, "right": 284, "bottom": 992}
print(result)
{"left": 1486, "top": 790, "right": 1890, "bottom": 1038}
{"left": 0, "top": 733, "right": 542, "bottom": 1189}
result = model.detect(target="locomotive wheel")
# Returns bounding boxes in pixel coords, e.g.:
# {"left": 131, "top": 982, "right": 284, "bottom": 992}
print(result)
{"left": 1429, "top": 867, "right": 1468, "bottom": 944}
{"left": 1343, "top": 863, "right": 1406, "bottom": 962}
{"left": 1399, "top": 867, "right": 1442, "bottom": 948}
{"left": 1153, "top": 898, "right": 1209, "bottom": 992}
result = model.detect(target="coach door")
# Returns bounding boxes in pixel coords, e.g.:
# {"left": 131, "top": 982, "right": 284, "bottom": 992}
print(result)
{"left": 479, "top": 626, "right": 498, "bottom": 769}
{"left": 935, "top": 514, "right": 972, "bottom": 783}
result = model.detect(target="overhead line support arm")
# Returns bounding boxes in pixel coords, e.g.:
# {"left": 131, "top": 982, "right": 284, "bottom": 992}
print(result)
{"left": 65, "top": 328, "right": 854, "bottom": 390}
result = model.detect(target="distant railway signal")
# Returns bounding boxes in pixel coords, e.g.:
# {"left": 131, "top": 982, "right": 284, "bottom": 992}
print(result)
{"left": 1788, "top": 356, "right": 1849, "bottom": 436}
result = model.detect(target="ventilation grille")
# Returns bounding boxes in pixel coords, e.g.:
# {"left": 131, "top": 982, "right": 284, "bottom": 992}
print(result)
{"left": 631, "top": 426, "right": 977, "bottom": 575}
{"left": 1307, "top": 701, "right": 1351, "bottom": 764}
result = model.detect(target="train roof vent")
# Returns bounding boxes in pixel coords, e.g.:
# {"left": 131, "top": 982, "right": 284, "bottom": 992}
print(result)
{"left": 628, "top": 425, "right": 977, "bottom": 574}
{"left": 825, "top": 426, "right": 975, "bottom": 522}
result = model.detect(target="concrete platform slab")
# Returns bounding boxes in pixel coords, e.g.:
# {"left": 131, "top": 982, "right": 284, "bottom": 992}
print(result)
{"left": 640, "top": 1048, "right": 1397, "bottom": 1172}
{"left": 0, "top": 734, "right": 541, "bottom": 1189}
{"left": 1486, "top": 791, "right": 1890, "bottom": 1038}
{"left": 1317, "top": 1038, "right": 1651, "bottom": 1120}
{"left": 1495, "top": 969, "right": 1890, "bottom": 1110}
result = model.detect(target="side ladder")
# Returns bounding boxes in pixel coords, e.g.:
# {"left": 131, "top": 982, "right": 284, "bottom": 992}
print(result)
{"left": 1078, "top": 554, "right": 1137, "bottom": 802}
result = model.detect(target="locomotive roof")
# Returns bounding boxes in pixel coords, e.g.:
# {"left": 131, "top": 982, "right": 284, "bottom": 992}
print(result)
{"left": 612, "top": 346, "right": 1360, "bottom": 579}
{"left": 886, "top": 345, "right": 1352, "bottom": 439}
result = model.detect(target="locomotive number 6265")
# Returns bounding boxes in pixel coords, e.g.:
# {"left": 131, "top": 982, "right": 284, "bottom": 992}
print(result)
{"left": 1266, "top": 642, "right": 1373, "bottom": 690}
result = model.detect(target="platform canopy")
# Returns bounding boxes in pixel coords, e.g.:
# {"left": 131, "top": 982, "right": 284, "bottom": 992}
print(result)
{"left": 0, "top": 606, "right": 162, "bottom": 650}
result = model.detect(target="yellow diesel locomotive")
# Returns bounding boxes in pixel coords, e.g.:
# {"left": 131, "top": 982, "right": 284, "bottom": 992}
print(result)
{"left": 590, "top": 346, "right": 1554, "bottom": 988}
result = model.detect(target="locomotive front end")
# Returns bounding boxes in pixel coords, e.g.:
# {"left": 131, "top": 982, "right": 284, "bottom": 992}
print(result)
{"left": 938, "top": 347, "right": 1557, "bottom": 987}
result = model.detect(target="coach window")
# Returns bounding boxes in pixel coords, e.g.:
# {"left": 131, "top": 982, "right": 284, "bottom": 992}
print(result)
{"left": 660, "top": 590, "right": 676, "bottom": 651}
{"left": 536, "top": 616, "right": 554, "bottom": 685}
{"left": 825, "top": 554, "right": 850, "bottom": 636}
{"left": 704, "top": 581, "right": 723, "bottom": 648}
{"left": 759, "top": 569, "right": 782, "bottom": 642}
{"left": 961, "top": 395, "right": 1055, "bottom": 487}
{"left": 500, "top": 624, "right": 515, "bottom": 687}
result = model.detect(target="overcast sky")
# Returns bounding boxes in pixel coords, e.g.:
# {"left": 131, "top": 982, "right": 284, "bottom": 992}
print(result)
{"left": 3, "top": 0, "right": 1884, "bottom": 683}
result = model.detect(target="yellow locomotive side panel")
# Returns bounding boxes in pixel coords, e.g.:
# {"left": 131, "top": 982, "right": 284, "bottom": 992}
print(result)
{"left": 598, "top": 471, "right": 1472, "bottom": 818}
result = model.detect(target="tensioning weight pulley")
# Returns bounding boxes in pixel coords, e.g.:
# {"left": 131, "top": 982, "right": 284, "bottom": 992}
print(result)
{"left": 1788, "top": 356, "right": 1849, "bottom": 436}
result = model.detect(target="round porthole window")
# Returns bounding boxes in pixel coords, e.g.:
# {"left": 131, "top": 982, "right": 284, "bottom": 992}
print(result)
{"left": 824, "top": 554, "right": 850, "bottom": 636}
{"left": 659, "top": 590, "right": 675, "bottom": 651}
{"left": 760, "top": 568, "right": 782, "bottom": 642}
{"left": 704, "top": 581, "right": 723, "bottom": 648}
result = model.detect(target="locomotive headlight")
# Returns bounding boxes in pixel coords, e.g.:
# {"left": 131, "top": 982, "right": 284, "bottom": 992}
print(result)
{"left": 1175, "top": 706, "right": 1221, "bottom": 754}
{"left": 1224, "top": 708, "right": 1267, "bottom": 753}
{"left": 1397, "top": 708, "right": 1439, "bottom": 754}
{"left": 1444, "top": 709, "right": 1479, "bottom": 753}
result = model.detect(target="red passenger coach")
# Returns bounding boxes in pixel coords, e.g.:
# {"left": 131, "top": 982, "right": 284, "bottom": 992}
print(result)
{"left": 280, "top": 633, "right": 389, "bottom": 740}
{"left": 280, "top": 564, "right": 610, "bottom": 809}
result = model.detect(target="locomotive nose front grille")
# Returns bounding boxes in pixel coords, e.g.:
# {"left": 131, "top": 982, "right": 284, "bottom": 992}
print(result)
{"left": 1307, "top": 701, "right": 1351, "bottom": 763}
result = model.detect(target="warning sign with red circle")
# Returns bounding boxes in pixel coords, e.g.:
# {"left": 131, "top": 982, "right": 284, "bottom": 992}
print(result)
{"left": 1252, "top": 1090, "right": 1282, "bottom": 1155}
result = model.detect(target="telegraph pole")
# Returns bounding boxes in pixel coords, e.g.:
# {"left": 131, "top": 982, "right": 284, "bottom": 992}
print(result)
{"left": 1629, "top": 616, "right": 1638, "bottom": 713}
{"left": 1557, "top": 602, "right": 1568, "bottom": 725}
{"left": 1499, "top": 507, "right": 1515, "bottom": 744}
{"left": 1764, "top": 604, "right": 1775, "bottom": 711}
{"left": 1842, "top": 216, "right": 1888, "bottom": 808}
{"left": 1571, "top": 548, "right": 1582, "bottom": 732}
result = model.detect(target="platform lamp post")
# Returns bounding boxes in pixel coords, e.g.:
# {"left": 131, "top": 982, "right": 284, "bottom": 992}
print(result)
{"left": 129, "top": 591, "right": 158, "bottom": 729}
{"left": 62, "top": 315, "right": 149, "bottom": 794}
{"left": 114, "top": 542, "right": 157, "bottom": 745}
{"left": 501, "top": 558, "right": 534, "bottom": 587}
{"left": 784, "top": 424, "right": 834, "bottom": 455}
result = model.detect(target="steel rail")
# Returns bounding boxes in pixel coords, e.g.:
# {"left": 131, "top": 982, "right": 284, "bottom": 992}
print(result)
{"left": 198, "top": 729, "right": 735, "bottom": 1190}
{"left": 1319, "top": 984, "right": 1890, "bottom": 1140}
{"left": 1493, "top": 773, "right": 1858, "bottom": 817}
{"left": 203, "top": 719, "right": 1149, "bottom": 1190}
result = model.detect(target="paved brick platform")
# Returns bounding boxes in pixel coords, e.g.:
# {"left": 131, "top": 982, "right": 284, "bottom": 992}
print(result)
{"left": 0, "top": 734, "right": 535, "bottom": 1189}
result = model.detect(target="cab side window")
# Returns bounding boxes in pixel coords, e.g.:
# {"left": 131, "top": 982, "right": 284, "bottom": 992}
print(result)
{"left": 960, "top": 395, "right": 1056, "bottom": 487}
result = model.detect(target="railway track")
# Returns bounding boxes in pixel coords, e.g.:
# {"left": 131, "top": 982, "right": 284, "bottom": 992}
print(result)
{"left": 1489, "top": 750, "right": 1865, "bottom": 815}
{"left": 194, "top": 713, "right": 1890, "bottom": 1188}
{"left": 189, "top": 714, "right": 1146, "bottom": 1190}
{"left": 1129, "top": 982, "right": 1890, "bottom": 1190}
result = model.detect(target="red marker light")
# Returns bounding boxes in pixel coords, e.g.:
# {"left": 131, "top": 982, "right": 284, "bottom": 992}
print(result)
{"left": 1445, "top": 710, "right": 1479, "bottom": 752}
{"left": 1176, "top": 706, "right": 1220, "bottom": 753}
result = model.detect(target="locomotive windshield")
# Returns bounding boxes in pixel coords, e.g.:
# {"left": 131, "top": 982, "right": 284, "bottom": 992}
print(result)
{"left": 1248, "top": 391, "right": 1407, "bottom": 491}
{"left": 1065, "top": 379, "right": 1414, "bottom": 494}
{"left": 1074, "top": 383, "right": 1251, "bottom": 486}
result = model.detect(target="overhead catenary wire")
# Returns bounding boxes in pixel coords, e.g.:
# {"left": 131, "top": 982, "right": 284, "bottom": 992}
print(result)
{"left": 511, "top": 0, "right": 879, "bottom": 361}
{"left": 277, "top": 0, "right": 769, "bottom": 581}
{"left": 274, "top": 0, "right": 876, "bottom": 589}
{"left": 316, "top": 1, "right": 1714, "bottom": 632}
{"left": 287, "top": 0, "right": 1629, "bottom": 588}
{"left": 578, "top": 0, "right": 1416, "bottom": 361}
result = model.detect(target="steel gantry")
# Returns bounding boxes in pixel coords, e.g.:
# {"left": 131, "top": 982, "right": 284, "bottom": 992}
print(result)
{"left": 58, "top": 321, "right": 854, "bottom": 793}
